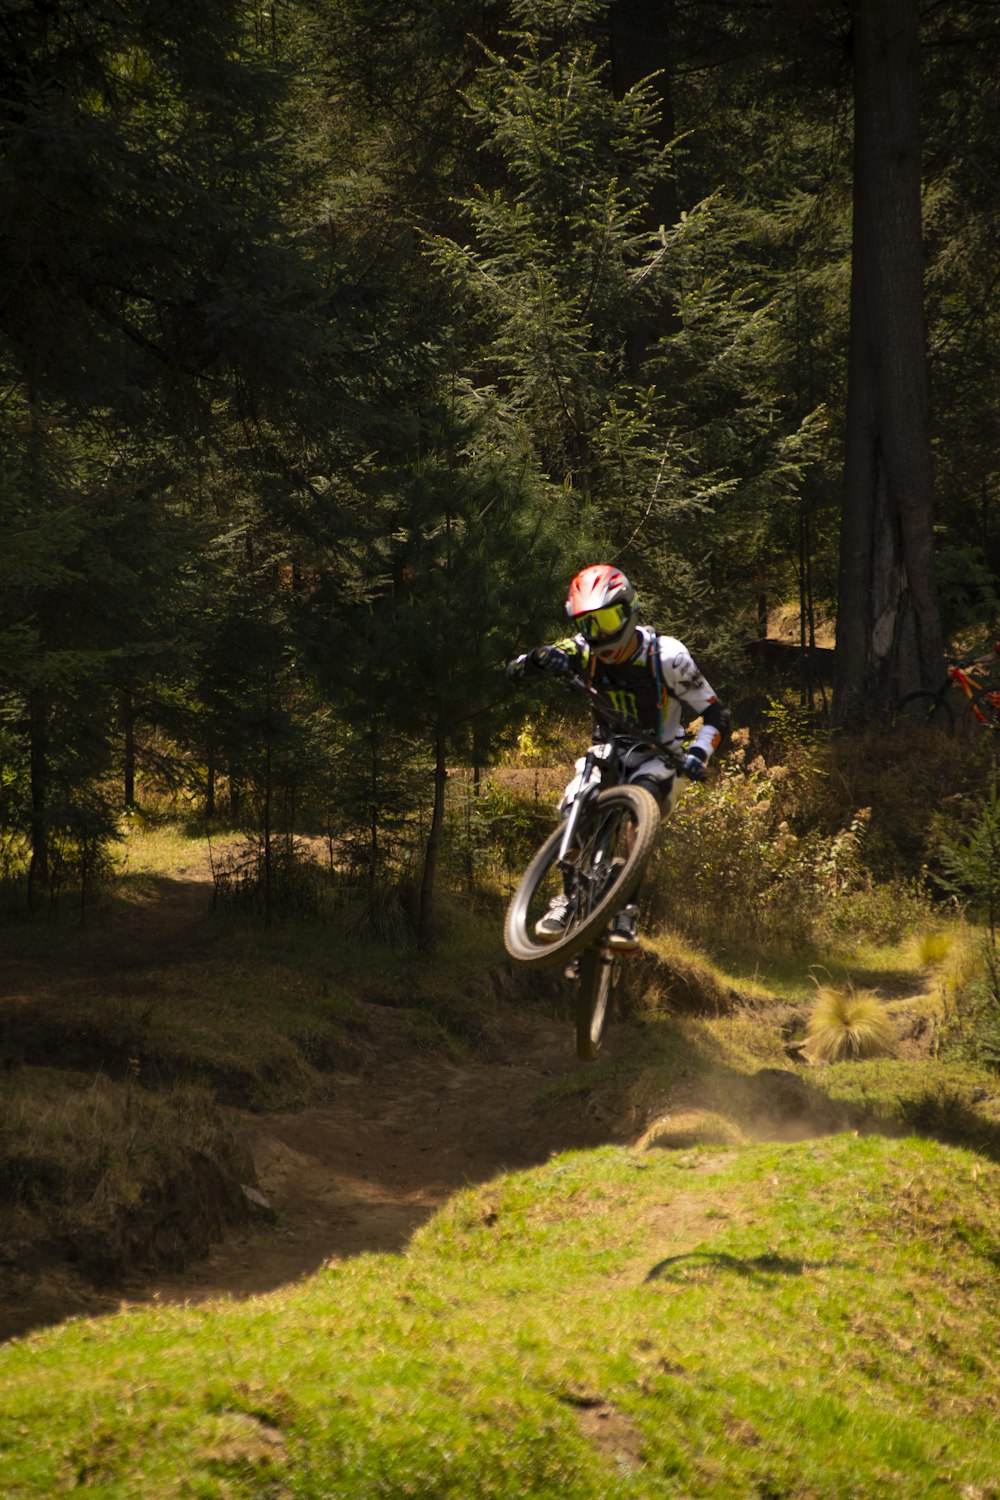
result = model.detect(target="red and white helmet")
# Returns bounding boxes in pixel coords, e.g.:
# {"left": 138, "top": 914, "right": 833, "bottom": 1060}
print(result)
{"left": 565, "top": 564, "right": 639, "bottom": 663}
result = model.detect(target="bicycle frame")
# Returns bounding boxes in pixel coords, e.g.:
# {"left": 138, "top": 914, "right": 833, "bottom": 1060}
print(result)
{"left": 556, "top": 768, "right": 598, "bottom": 870}
{"left": 555, "top": 681, "right": 682, "bottom": 877}
{"left": 948, "top": 658, "right": 1000, "bottom": 723}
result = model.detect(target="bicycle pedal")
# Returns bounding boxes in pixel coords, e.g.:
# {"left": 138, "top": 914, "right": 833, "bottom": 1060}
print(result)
{"left": 564, "top": 959, "right": 580, "bottom": 980}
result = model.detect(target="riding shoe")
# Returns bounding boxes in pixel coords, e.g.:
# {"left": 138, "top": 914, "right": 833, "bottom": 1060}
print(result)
{"left": 535, "top": 892, "right": 570, "bottom": 940}
{"left": 607, "top": 903, "right": 640, "bottom": 952}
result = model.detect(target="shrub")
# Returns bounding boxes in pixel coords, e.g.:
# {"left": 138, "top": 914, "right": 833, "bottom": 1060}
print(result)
{"left": 210, "top": 837, "right": 326, "bottom": 920}
{"left": 932, "top": 776, "right": 1000, "bottom": 1004}
{"left": 341, "top": 883, "right": 416, "bottom": 947}
{"left": 651, "top": 731, "right": 928, "bottom": 953}
{"left": 443, "top": 774, "right": 558, "bottom": 895}
{"left": 917, "top": 929, "right": 953, "bottom": 967}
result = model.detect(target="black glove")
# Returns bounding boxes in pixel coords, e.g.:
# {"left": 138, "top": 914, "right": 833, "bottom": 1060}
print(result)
{"left": 681, "top": 750, "right": 707, "bottom": 782}
{"left": 532, "top": 646, "right": 572, "bottom": 676}
{"left": 506, "top": 655, "right": 527, "bottom": 683}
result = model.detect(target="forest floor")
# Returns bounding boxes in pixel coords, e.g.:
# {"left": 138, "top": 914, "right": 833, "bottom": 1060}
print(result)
{"left": 0, "top": 862, "right": 627, "bottom": 1341}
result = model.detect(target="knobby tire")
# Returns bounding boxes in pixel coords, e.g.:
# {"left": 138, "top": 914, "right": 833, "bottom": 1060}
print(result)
{"left": 575, "top": 947, "right": 618, "bottom": 1061}
{"left": 503, "top": 785, "right": 660, "bottom": 969}
{"left": 892, "top": 690, "right": 954, "bottom": 735}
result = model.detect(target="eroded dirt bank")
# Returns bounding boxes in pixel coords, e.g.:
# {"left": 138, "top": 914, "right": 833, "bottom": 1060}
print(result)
{"left": 0, "top": 873, "right": 628, "bottom": 1340}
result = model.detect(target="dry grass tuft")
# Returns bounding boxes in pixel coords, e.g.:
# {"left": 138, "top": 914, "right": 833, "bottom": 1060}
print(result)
{"left": 806, "top": 984, "right": 896, "bottom": 1062}
{"left": 637, "top": 1109, "right": 745, "bottom": 1151}
{"left": 0, "top": 1071, "right": 252, "bottom": 1280}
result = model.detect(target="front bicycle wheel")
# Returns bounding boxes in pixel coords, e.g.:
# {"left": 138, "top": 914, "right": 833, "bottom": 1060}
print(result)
{"left": 892, "top": 690, "right": 954, "bottom": 735}
{"left": 575, "top": 947, "right": 619, "bottom": 1061}
{"left": 503, "top": 785, "right": 660, "bottom": 969}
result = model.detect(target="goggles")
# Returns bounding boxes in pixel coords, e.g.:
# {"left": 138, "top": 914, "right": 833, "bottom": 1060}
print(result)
{"left": 576, "top": 603, "right": 631, "bottom": 641}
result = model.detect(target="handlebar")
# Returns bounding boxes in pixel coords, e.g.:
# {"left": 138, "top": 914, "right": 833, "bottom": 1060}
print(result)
{"left": 946, "top": 642, "right": 1000, "bottom": 669}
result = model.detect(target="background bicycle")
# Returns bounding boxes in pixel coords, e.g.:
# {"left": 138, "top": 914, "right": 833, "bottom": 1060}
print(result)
{"left": 892, "top": 644, "right": 1000, "bottom": 734}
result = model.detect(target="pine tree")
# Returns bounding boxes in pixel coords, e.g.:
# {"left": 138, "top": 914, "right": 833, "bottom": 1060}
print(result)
{"left": 0, "top": 0, "right": 336, "bottom": 893}
{"left": 429, "top": 0, "right": 827, "bottom": 665}
{"left": 301, "top": 376, "right": 572, "bottom": 944}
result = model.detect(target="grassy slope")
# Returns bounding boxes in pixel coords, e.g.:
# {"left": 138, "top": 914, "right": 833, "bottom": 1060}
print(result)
{"left": 1, "top": 1133, "right": 998, "bottom": 1498}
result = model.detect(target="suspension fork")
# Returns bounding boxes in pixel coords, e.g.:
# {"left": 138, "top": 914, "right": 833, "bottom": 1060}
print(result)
{"left": 556, "top": 746, "right": 603, "bottom": 870}
{"left": 557, "top": 742, "right": 649, "bottom": 911}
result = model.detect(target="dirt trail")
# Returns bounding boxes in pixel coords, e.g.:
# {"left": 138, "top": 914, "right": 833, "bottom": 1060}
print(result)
{"left": 144, "top": 1009, "right": 622, "bottom": 1310}
{"left": 1, "top": 871, "right": 626, "bottom": 1338}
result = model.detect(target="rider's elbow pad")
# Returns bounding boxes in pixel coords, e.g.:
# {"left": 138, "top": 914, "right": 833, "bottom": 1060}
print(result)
{"left": 703, "top": 701, "right": 731, "bottom": 738}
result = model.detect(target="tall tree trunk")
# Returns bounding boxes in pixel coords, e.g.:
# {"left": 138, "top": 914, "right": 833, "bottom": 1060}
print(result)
{"left": 262, "top": 672, "right": 273, "bottom": 924}
{"left": 121, "top": 691, "right": 136, "bottom": 810}
{"left": 418, "top": 739, "right": 447, "bottom": 950}
{"left": 834, "top": 0, "right": 944, "bottom": 726}
{"left": 369, "top": 717, "right": 379, "bottom": 897}
{"left": 229, "top": 764, "right": 242, "bottom": 821}
{"left": 262, "top": 744, "right": 273, "bottom": 926}
{"left": 27, "top": 692, "right": 48, "bottom": 908}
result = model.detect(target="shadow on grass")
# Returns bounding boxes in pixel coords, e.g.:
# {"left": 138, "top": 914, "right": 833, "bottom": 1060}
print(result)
{"left": 645, "top": 1251, "right": 831, "bottom": 1284}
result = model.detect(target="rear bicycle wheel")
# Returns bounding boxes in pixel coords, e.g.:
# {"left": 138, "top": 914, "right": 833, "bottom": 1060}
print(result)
{"left": 892, "top": 690, "right": 954, "bottom": 735}
{"left": 575, "top": 946, "right": 619, "bottom": 1061}
{"left": 503, "top": 785, "right": 660, "bottom": 969}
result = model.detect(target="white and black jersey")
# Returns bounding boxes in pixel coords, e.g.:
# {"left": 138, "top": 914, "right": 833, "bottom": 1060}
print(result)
{"left": 553, "top": 627, "right": 724, "bottom": 762}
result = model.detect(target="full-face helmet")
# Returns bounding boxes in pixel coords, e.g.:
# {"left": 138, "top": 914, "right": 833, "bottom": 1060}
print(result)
{"left": 565, "top": 564, "right": 639, "bottom": 663}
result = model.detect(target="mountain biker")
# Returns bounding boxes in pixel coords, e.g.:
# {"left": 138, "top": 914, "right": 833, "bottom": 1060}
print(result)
{"left": 506, "top": 564, "right": 727, "bottom": 952}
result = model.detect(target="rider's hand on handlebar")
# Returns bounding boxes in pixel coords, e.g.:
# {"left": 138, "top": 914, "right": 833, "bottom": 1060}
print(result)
{"left": 680, "top": 751, "right": 707, "bottom": 782}
{"left": 507, "top": 646, "right": 573, "bottom": 683}
{"left": 532, "top": 646, "right": 572, "bottom": 676}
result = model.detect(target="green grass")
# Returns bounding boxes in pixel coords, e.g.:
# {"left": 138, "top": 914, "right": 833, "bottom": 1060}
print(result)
{"left": 544, "top": 945, "right": 1000, "bottom": 1167}
{"left": 0, "top": 937, "right": 371, "bottom": 1110}
{"left": 1, "top": 1133, "right": 998, "bottom": 1498}
{"left": 0, "top": 1070, "right": 251, "bottom": 1280}
{"left": 115, "top": 818, "right": 220, "bottom": 879}
{"left": 0, "top": 844, "right": 560, "bottom": 1287}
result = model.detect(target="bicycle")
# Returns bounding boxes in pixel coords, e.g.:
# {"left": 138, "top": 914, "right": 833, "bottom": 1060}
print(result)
{"left": 893, "top": 644, "right": 1000, "bottom": 735}
{"left": 503, "top": 677, "right": 689, "bottom": 1062}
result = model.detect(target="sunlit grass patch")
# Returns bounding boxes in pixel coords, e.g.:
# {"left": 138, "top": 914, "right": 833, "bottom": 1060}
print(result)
{"left": 636, "top": 1109, "right": 745, "bottom": 1151}
{"left": 114, "top": 819, "right": 215, "bottom": 880}
{"left": 815, "top": 1056, "right": 1000, "bottom": 1147}
{"left": 930, "top": 929, "right": 987, "bottom": 1013}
